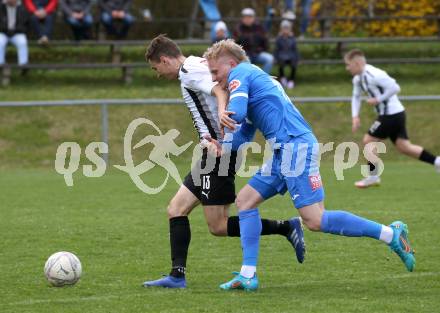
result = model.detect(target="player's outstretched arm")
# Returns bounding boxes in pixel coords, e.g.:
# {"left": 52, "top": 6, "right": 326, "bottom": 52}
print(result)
{"left": 212, "top": 85, "right": 232, "bottom": 135}
{"left": 212, "top": 85, "right": 229, "bottom": 116}
{"left": 351, "top": 78, "right": 362, "bottom": 133}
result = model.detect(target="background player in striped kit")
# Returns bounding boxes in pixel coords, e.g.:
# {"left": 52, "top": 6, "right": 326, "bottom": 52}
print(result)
{"left": 344, "top": 49, "right": 440, "bottom": 188}
{"left": 141, "top": 35, "right": 306, "bottom": 289}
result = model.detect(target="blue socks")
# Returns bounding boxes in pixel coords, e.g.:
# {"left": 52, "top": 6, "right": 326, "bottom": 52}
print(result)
{"left": 321, "top": 210, "right": 382, "bottom": 240}
{"left": 239, "top": 208, "right": 262, "bottom": 266}
{"left": 238, "top": 209, "right": 382, "bottom": 268}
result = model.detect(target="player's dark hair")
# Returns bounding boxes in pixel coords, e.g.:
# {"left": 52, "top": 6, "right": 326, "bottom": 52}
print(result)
{"left": 344, "top": 49, "right": 366, "bottom": 61}
{"left": 145, "top": 34, "right": 183, "bottom": 63}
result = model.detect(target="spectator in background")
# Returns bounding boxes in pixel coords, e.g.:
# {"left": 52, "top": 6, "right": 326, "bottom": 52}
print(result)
{"left": 295, "top": 0, "right": 312, "bottom": 38}
{"left": 233, "top": 7, "right": 274, "bottom": 74}
{"left": 274, "top": 20, "right": 299, "bottom": 89}
{"left": 212, "top": 20, "right": 229, "bottom": 44}
{"left": 99, "top": 0, "right": 134, "bottom": 39}
{"left": 281, "top": 0, "right": 312, "bottom": 38}
{"left": 60, "top": 0, "right": 93, "bottom": 41}
{"left": 0, "top": 0, "right": 29, "bottom": 66}
{"left": 24, "top": 0, "right": 57, "bottom": 45}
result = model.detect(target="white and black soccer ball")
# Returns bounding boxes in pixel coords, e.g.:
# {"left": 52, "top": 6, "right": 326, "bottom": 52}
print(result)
{"left": 44, "top": 251, "right": 82, "bottom": 287}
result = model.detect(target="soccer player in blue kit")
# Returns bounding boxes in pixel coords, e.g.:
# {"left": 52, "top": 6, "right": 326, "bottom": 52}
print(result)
{"left": 203, "top": 39, "right": 416, "bottom": 291}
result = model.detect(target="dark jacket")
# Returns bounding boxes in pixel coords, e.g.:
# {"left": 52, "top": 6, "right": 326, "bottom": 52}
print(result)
{"left": 233, "top": 22, "right": 269, "bottom": 58}
{"left": 274, "top": 34, "right": 299, "bottom": 64}
{"left": 0, "top": 3, "right": 30, "bottom": 36}
{"left": 99, "top": 0, "right": 131, "bottom": 13}
{"left": 60, "top": 0, "right": 92, "bottom": 15}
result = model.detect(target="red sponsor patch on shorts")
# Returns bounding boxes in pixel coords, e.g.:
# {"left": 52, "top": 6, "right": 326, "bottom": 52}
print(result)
{"left": 228, "top": 79, "right": 241, "bottom": 92}
{"left": 309, "top": 174, "right": 322, "bottom": 191}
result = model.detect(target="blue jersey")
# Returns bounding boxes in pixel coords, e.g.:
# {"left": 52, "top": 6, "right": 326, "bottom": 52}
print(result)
{"left": 227, "top": 62, "right": 312, "bottom": 143}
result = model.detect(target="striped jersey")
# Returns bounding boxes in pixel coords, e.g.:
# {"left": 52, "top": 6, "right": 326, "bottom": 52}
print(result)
{"left": 178, "top": 56, "right": 222, "bottom": 140}
{"left": 351, "top": 64, "right": 404, "bottom": 117}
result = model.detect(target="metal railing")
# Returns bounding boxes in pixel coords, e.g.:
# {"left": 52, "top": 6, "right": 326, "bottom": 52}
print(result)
{"left": 1, "top": 95, "right": 439, "bottom": 164}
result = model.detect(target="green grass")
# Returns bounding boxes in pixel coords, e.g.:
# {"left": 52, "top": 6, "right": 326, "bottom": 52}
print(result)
{"left": 0, "top": 161, "right": 439, "bottom": 313}
{"left": 2, "top": 63, "right": 440, "bottom": 99}
{"left": 1, "top": 100, "right": 440, "bottom": 168}
{"left": 0, "top": 41, "right": 439, "bottom": 313}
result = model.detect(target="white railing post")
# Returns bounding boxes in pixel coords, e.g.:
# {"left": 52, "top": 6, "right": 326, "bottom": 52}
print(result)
{"left": 101, "top": 103, "right": 109, "bottom": 165}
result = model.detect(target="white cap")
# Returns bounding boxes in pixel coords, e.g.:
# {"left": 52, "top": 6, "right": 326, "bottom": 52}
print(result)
{"left": 215, "top": 21, "right": 228, "bottom": 32}
{"left": 282, "top": 10, "right": 296, "bottom": 21}
{"left": 241, "top": 8, "right": 256, "bottom": 16}
{"left": 280, "top": 20, "right": 292, "bottom": 29}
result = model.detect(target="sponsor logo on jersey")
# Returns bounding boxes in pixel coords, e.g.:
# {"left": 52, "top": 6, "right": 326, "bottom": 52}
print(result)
{"left": 228, "top": 79, "right": 241, "bottom": 92}
{"left": 309, "top": 174, "right": 322, "bottom": 191}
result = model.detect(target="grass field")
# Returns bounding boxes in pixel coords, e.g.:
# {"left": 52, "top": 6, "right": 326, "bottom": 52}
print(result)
{"left": 1, "top": 161, "right": 439, "bottom": 313}
{"left": 0, "top": 41, "right": 439, "bottom": 312}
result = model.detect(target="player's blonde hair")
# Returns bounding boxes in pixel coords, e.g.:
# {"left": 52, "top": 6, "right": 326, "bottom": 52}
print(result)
{"left": 203, "top": 39, "right": 249, "bottom": 63}
{"left": 344, "top": 49, "right": 367, "bottom": 62}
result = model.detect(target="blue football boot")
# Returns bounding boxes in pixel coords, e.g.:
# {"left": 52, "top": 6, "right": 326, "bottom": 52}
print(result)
{"left": 388, "top": 221, "right": 415, "bottom": 272}
{"left": 219, "top": 272, "right": 258, "bottom": 291}
{"left": 142, "top": 275, "right": 186, "bottom": 288}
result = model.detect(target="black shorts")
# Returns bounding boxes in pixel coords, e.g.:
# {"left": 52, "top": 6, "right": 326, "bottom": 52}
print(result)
{"left": 183, "top": 149, "right": 237, "bottom": 205}
{"left": 367, "top": 111, "right": 409, "bottom": 143}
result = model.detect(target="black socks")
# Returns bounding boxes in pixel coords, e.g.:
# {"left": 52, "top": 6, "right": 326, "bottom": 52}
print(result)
{"left": 227, "top": 216, "right": 290, "bottom": 237}
{"left": 368, "top": 161, "right": 377, "bottom": 175}
{"left": 261, "top": 219, "right": 291, "bottom": 236}
{"left": 169, "top": 216, "right": 190, "bottom": 278}
{"left": 370, "top": 149, "right": 436, "bottom": 173}
{"left": 419, "top": 149, "right": 436, "bottom": 165}
{"left": 169, "top": 215, "right": 292, "bottom": 278}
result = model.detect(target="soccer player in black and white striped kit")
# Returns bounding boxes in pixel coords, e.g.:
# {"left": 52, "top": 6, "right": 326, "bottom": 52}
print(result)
{"left": 141, "top": 35, "right": 305, "bottom": 288}
{"left": 344, "top": 49, "right": 440, "bottom": 188}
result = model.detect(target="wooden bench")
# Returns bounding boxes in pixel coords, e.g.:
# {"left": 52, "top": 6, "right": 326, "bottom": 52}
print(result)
{"left": 2, "top": 36, "right": 439, "bottom": 86}
{"left": 1, "top": 62, "right": 147, "bottom": 86}
{"left": 26, "top": 36, "right": 439, "bottom": 62}
{"left": 27, "top": 39, "right": 209, "bottom": 64}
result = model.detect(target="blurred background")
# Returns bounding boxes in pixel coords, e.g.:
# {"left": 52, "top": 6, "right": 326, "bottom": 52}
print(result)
{"left": 0, "top": 0, "right": 439, "bottom": 168}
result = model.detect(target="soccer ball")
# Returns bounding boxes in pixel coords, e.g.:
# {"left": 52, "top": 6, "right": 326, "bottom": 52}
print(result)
{"left": 44, "top": 251, "right": 82, "bottom": 287}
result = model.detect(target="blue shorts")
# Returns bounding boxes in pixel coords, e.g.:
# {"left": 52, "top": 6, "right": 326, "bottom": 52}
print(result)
{"left": 248, "top": 132, "right": 325, "bottom": 208}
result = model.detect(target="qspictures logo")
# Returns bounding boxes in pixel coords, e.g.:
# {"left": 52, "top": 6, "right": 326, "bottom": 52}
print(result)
{"left": 55, "top": 117, "right": 386, "bottom": 194}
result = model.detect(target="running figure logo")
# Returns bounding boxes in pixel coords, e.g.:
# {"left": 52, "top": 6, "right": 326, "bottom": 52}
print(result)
{"left": 115, "top": 118, "right": 193, "bottom": 194}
